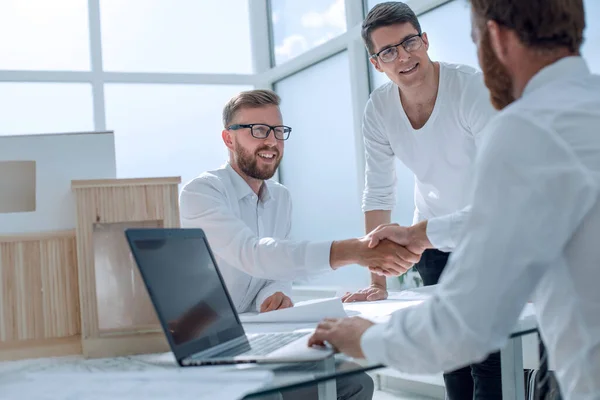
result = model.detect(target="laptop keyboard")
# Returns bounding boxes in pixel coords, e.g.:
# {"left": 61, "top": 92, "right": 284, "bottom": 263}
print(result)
{"left": 218, "top": 332, "right": 307, "bottom": 357}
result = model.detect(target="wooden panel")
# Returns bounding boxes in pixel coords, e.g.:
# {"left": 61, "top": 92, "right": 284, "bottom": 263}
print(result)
{"left": 0, "top": 335, "right": 81, "bottom": 362}
{"left": 0, "top": 231, "right": 79, "bottom": 343}
{"left": 93, "top": 220, "right": 163, "bottom": 331}
{"left": 72, "top": 181, "right": 180, "bottom": 354}
{"left": 71, "top": 176, "right": 180, "bottom": 189}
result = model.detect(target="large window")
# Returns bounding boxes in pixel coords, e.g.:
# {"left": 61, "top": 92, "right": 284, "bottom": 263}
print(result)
{"left": 104, "top": 83, "right": 251, "bottom": 186}
{"left": 275, "top": 51, "right": 367, "bottom": 288}
{"left": 270, "top": 0, "right": 347, "bottom": 65}
{"left": 0, "top": 83, "right": 94, "bottom": 135}
{"left": 0, "top": 0, "right": 91, "bottom": 71}
{"left": 100, "top": 0, "right": 253, "bottom": 74}
{"left": 0, "top": 0, "right": 255, "bottom": 189}
{"left": 583, "top": 0, "right": 600, "bottom": 73}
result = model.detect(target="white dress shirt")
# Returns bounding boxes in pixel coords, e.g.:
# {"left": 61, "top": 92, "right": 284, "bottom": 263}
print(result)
{"left": 362, "top": 62, "right": 497, "bottom": 250}
{"left": 361, "top": 56, "right": 600, "bottom": 399}
{"left": 179, "top": 163, "right": 332, "bottom": 312}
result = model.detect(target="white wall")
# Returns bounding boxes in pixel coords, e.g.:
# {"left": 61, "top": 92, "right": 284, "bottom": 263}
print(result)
{"left": 0, "top": 131, "right": 116, "bottom": 234}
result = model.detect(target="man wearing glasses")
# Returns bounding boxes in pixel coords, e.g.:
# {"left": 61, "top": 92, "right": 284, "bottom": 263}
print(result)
{"left": 179, "top": 89, "right": 418, "bottom": 321}
{"left": 178, "top": 88, "right": 423, "bottom": 399}
{"left": 342, "top": 2, "right": 500, "bottom": 399}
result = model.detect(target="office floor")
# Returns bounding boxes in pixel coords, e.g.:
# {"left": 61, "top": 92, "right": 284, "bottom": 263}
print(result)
{"left": 373, "top": 389, "right": 437, "bottom": 400}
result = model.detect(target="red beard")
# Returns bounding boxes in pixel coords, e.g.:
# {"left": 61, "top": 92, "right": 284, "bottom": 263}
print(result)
{"left": 480, "top": 28, "right": 516, "bottom": 110}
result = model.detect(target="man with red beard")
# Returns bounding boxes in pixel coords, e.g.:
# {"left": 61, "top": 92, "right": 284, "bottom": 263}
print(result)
{"left": 309, "top": 0, "right": 600, "bottom": 399}
{"left": 179, "top": 89, "right": 419, "bottom": 317}
{"left": 343, "top": 2, "right": 501, "bottom": 398}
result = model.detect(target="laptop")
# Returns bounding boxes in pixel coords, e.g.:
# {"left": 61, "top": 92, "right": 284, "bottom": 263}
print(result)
{"left": 124, "top": 227, "right": 334, "bottom": 366}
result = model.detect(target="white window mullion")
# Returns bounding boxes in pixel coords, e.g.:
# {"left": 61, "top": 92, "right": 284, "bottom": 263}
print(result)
{"left": 249, "top": 0, "right": 273, "bottom": 88}
{"left": 0, "top": 71, "right": 93, "bottom": 83}
{"left": 87, "top": 0, "right": 107, "bottom": 131}
{"left": 346, "top": 0, "right": 370, "bottom": 205}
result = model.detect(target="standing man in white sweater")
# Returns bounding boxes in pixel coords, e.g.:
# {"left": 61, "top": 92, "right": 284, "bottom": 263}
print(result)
{"left": 342, "top": 2, "right": 500, "bottom": 399}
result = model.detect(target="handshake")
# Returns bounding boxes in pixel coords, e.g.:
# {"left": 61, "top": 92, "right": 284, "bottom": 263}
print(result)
{"left": 362, "top": 220, "right": 432, "bottom": 276}
{"left": 330, "top": 220, "right": 433, "bottom": 296}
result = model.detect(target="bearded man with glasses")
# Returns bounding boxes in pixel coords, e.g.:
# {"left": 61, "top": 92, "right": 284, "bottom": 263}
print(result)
{"left": 342, "top": 1, "right": 502, "bottom": 399}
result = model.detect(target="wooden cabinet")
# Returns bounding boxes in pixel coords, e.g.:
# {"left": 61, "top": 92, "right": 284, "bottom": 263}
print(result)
{"left": 71, "top": 177, "right": 181, "bottom": 358}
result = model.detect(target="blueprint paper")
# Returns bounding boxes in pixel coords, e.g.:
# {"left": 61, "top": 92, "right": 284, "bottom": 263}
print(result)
{"left": 0, "top": 369, "right": 274, "bottom": 400}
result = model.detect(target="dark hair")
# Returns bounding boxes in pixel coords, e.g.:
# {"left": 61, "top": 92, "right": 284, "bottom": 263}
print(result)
{"left": 222, "top": 89, "right": 281, "bottom": 128}
{"left": 470, "top": 0, "right": 585, "bottom": 53}
{"left": 362, "top": 1, "right": 422, "bottom": 55}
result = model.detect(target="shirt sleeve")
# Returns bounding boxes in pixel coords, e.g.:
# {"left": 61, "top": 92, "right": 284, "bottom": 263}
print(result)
{"left": 179, "top": 176, "right": 333, "bottom": 281}
{"left": 362, "top": 97, "right": 398, "bottom": 213}
{"left": 360, "top": 114, "right": 598, "bottom": 374}
{"left": 425, "top": 205, "right": 471, "bottom": 252}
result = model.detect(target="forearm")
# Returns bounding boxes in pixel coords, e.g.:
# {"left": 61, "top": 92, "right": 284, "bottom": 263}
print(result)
{"left": 365, "top": 210, "right": 391, "bottom": 287}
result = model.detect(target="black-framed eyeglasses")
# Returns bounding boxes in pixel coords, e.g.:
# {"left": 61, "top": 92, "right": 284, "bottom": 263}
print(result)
{"left": 228, "top": 123, "right": 292, "bottom": 141}
{"left": 371, "top": 33, "right": 424, "bottom": 63}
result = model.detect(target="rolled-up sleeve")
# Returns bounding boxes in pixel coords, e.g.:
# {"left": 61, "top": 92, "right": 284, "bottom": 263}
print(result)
{"left": 426, "top": 205, "right": 471, "bottom": 252}
{"left": 179, "top": 176, "right": 332, "bottom": 281}
{"left": 362, "top": 98, "right": 397, "bottom": 212}
{"left": 361, "top": 114, "right": 599, "bottom": 374}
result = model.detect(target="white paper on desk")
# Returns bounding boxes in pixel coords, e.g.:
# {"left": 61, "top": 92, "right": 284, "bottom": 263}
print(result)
{"left": 239, "top": 297, "right": 347, "bottom": 323}
{"left": 343, "top": 299, "right": 424, "bottom": 321}
{"left": 0, "top": 369, "right": 274, "bottom": 400}
{"left": 387, "top": 287, "right": 435, "bottom": 301}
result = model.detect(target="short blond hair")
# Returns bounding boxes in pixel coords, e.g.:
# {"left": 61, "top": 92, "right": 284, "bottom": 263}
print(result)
{"left": 222, "top": 89, "right": 281, "bottom": 128}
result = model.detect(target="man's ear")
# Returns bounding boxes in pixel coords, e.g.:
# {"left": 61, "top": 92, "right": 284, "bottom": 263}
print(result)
{"left": 487, "top": 20, "right": 509, "bottom": 65}
{"left": 222, "top": 129, "right": 234, "bottom": 151}
{"left": 421, "top": 32, "right": 429, "bottom": 51}
{"left": 369, "top": 56, "right": 383, "bottom": 73}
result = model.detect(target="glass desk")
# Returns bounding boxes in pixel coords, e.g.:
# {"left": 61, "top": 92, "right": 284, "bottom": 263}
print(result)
{"left": 242, "top": 355, "right": 384, "bottom": 399}
{"left": 0, "top": 288, "right": 539, "bottom": 400}
{"left": 0, "top": 351, "right": 382, "bottom": 400}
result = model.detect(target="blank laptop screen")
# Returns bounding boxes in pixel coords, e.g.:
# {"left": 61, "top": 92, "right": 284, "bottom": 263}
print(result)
{"left": 131, "top": 235, "right": 242, "bottom": 351}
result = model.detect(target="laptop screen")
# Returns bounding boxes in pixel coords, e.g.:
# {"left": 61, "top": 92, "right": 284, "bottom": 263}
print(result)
{"left": 128, "top": 232, "right": 245, "bottom": 358}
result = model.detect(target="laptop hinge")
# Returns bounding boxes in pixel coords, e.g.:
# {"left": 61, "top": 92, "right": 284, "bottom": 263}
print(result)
{"left": 186, "top": 335, "right": 249, "bottom": 361}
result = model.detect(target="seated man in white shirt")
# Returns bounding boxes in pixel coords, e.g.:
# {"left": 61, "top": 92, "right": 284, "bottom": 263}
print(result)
{"left": 308, "top": 0, "right": 600, "bottom": 399}
{"left": 179, "top": 89, "right": 421, "bottom": 400}
{"left": 179, "top": 89, "right": 419, "bottom": 316}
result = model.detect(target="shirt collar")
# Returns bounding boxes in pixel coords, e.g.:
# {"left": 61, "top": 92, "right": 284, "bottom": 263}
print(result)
{"left": 522, "top": 56, "right": 590, "bottom": 96}
{"left": 225, "top": 162, "right": 273, "bottom": 205}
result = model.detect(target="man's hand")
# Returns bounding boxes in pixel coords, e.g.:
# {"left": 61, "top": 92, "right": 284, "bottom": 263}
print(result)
{"left": 368, "top": 220, "right": 432, "bottom": 254}
{"left": 260, "top": 292, "right": 293, "bottom": 313}
{"left": 341, "top": 283, "right": 388, "bottom": 303}
{"left": 308, "top": 317, "right": 375, "bottom": 359}
{"left": 357, "top": 238, "right": 421, "bottom": 276}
